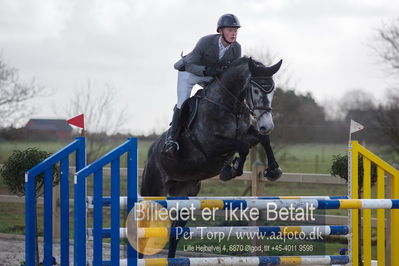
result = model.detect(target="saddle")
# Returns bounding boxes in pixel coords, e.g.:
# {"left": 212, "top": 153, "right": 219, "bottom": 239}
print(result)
{"left": 177, "top": 88, "right": 212, "bottom": 159}
{"left": 179, "top": 89, "right": 205, "bottom": 130}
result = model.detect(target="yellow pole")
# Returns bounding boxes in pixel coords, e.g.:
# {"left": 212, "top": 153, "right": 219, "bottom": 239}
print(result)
{"left": 376, "top": 167, "right": 385, "bottom": 266}
{"left": 363, "top": 157, "right": 371, "bottom": 266}
{"left": 353, "top": 141, "right": 399, "bottom": 266}
{"left": 391, "top": 173, "right": 399, "bottom": 266}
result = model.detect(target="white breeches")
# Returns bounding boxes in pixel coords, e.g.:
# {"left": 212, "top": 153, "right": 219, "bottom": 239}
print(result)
{"left": 176, "top": 71, "right": 213, "bottom": 108}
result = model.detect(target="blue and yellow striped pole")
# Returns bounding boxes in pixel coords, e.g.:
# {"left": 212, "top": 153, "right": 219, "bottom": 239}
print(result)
{"left": 148, "top": 198, "right": 399, "bottom": 210}
{"left": 136, "top": 255, "right": 350, "bottom": 266}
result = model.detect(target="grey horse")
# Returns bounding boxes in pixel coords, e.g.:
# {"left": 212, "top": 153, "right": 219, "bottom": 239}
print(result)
{"left": 141, "top": 57, "right": 282, "bottom": 257}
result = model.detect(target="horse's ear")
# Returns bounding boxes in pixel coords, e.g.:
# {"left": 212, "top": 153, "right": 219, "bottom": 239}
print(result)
{"left": 248, "top": 57, "right": 256, "bottom": 74}
{"left": 266, "top": 59, "right": 283, "bottom": 76}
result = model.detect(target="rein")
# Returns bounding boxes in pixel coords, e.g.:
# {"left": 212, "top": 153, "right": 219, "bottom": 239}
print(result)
{"left": 203, "top": 75, "right": 274, "bottom": 120}
{"left": 202, "top": 76, "right": 245, "bottom": 115}
{"left": 215, "top": 76, "right": 241, "bottom": 104}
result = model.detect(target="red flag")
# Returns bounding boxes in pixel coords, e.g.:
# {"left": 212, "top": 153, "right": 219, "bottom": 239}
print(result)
{"left": 67, "top": 114, "right": 84, "bottom": 129}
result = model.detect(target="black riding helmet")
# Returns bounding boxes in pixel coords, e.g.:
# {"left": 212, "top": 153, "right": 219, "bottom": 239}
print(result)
{"left": 216, "top": 14, "right": 241, "bottom": 32}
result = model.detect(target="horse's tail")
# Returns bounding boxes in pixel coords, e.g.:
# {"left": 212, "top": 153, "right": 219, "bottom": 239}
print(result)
{"left": 140, "top": 140, "right": 165, "bottom": 196}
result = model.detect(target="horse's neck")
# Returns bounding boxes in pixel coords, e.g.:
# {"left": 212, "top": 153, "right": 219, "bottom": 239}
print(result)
{"left": 207, "top": 80, "right": 242, "bottom": 105}
{"left": 205, "top": 63, "right": 249, "bottom": 112}
{"left": 217, "top": 74, "right": 247, "bottom": 104}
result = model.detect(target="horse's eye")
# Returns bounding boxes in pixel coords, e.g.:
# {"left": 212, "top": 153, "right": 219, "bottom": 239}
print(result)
{"left": 254, "top": 89, "right": 259, "bottom": 95}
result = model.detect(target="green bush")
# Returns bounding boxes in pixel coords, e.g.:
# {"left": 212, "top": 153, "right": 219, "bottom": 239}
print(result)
{"left": 330, "top": 154, "right": 377, "bottom": 193}
{"left": 0, "top": 148, "right": 59, "bottom": 197}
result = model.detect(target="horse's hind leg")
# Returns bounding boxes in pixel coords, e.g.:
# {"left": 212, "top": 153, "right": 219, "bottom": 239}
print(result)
{"left": 141, "top": 159, "right": 166, "bottom": 196}
{"left": 168, "top": 219, "right": 188, "bottom": 258}
{"left": 167, "top": 181, "right": 201, "bottom": 258}
{"left": 139, "top": 146, "right": 167, "bottom": 258}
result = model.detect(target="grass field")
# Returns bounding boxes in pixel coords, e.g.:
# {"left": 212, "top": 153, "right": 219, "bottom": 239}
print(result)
{"left": 0, "top": 139, "right": 351, "bottom": 195}
{"left": 0, "top": 139, "right": 151, "bottom": 167}
{"left": 0, "top": 139, "right": 347, "bottom": 171}
{"left": 2, "top": 138, "right": 396, "bottom": 171}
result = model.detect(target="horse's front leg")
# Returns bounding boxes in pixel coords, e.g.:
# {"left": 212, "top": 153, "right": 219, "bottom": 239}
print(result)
{"left": 219, "top": 147, "right": 249, "bottom": 181}
{"left": 257, "top": 134, "right": 283, "bottom": 181}
{"left": 219, "top": 125, "right": 262, "bottom": 181}
{"left": 219, "top": 129, "right": 259, "bottom": 182}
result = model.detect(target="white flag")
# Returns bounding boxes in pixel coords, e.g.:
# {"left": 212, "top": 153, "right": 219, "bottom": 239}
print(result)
{"left": 350, "top": 120, "right": 364, "bottom": 134}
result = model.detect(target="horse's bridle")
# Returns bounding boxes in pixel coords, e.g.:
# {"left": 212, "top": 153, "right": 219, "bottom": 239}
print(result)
{"left": 246, "top": 76, "right": 275, "bottom": 120}
{"left": 204, "top": 76, "right": 274, "bottom": 118}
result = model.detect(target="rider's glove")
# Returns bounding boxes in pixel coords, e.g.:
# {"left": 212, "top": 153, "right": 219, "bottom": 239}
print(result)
{"left": 203, "top": 65, "right": 227, "bottom": 77}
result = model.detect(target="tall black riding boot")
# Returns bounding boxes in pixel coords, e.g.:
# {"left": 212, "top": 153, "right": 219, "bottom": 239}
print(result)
{"left": 162, "top": 106, "right": 181, "bottom": 157}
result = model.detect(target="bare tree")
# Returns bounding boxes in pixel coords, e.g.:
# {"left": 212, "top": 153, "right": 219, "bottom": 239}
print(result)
{"left": 65, "top": 80, "right": 128, "bottom": 162}
{"left": 376, "top": 88, "right": 399, "bottom": 152}
{"left": 374, "top": 18, "right": 399, "bottom": 76}
{"left": 245, "top": 48, "right": 293, "bottom": 90}
{"left": 372, "top": 19, "right": 399, "bottom": 153}
{"left": 338, "top": 89, "right": 376, "bottom": 117}
{"left": 0, "top": 59, "right": 43, "bottom": 127}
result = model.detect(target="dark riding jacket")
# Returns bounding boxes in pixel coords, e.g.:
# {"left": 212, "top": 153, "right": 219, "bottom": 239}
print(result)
{"left": 174, "top": 34, "right": 241, "bottom": 76}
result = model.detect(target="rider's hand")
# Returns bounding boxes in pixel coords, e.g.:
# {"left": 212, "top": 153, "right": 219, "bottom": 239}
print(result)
{"left": 203, "top": 65, "right": 227, "bottom": 77}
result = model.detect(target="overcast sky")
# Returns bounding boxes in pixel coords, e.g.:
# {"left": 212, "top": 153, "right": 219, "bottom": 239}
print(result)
{"left": 1, "top": 0, "right": 398, "bottom": 134}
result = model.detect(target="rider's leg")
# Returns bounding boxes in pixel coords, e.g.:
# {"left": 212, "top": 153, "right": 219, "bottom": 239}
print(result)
{"left": 163, "top": 71, "right": 212, "bottom": 155}
{"left": 176, "top": 71, "right": 196, "bottom": 109}
{"left": 163, "top": 105, "right": 182, "bottom": 155}
{"left": 176, "top": 71, "right": 213, "bottom": 108}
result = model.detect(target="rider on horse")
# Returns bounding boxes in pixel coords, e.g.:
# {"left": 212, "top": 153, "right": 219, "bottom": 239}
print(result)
{"left": 162, "top": 14, "right": 282, "bottom": 181}
{"left": 162, "top": 14, "right": 242, "bottom": 156}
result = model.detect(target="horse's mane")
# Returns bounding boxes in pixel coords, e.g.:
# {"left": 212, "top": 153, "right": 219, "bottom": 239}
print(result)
{"left": 216, "top": 56, "right": 267, "bottom": 90}
{"left": 221, "top": 57, "right": 249, "bottom": 80}
{"left": 229, "top": 56, "right": 266, "bottom": 67}
{"left": 225, "top": 57, "right": 266, "bottom": 77}
{"left": 229, "top": 56, "right": 250, "bottom": 67}
{"left": 215, "top": 57, "right": 252, "bottom": 94}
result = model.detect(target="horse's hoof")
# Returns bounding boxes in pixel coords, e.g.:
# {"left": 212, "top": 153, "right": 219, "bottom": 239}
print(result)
{"left": 231, "top": 166, "right": 243, "bottom": 178}
{"left": 231, "top": 157, "right": 243, "bottom": 177}
{"left": 219, "top": 165, "right": 233, "bottom": 181}
{"left": 264, "top": 167, "right": 283, "bottom": 181}
{"left": 219, "top": 165, "right": 243, "bottom": 181}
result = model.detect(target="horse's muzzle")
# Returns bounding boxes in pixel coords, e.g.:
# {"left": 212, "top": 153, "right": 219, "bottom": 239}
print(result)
{"left": 259, "top": 124, "right": 274, "bottom": 135}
